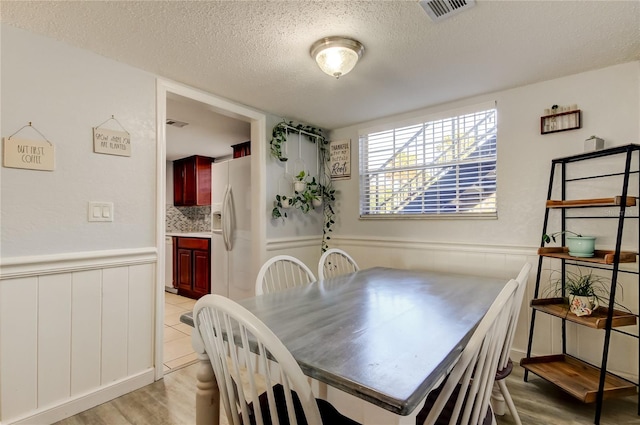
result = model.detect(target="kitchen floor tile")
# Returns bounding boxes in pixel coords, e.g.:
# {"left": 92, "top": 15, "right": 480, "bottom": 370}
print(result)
{"left": 163, "top": 292, "right": 196, "bottom": 374}
{"left": 164, "top": 302, "right": 189, "bottom": 315}
{"left": 164, "top": 292, "right": 184, "bottom": 305}
{"left": 175, "top": 298, "right": 197, "bottom": 310}
{"left": 165, "top": 326, "right": 188, "bottom": 343}
{"left": 172, "top": 323, "right": 192, "bottom": 336}
{"left": 164, "top": 310, "right": 185, "bottom": 326}
{"left": 164, "top": 334, "right": 193, "bottom": 361}
{"left": 165, "top": 352, "right": 198, "bottom": 370}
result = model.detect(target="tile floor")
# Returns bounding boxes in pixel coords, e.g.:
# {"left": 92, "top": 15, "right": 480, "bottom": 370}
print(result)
{"left": 163, "top": 291, "right": 197, "bottom": 373}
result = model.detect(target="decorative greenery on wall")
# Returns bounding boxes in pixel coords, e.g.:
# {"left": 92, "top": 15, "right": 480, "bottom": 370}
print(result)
{"left": 270, "top": 120, "right": 336, "bottom": 252}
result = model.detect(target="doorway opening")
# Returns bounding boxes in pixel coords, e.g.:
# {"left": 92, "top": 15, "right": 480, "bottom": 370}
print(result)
{"left": 155, "top": 79, "right": 266, "bottom": 380}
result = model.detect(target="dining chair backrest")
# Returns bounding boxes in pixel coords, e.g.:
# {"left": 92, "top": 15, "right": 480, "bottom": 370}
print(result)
{"left": 256, "top": 255, "right": 316, "bottom": 295}
{"left": 491, "top": 262, "right": 531, "bottom": 425}
{"left": 498, "top": 262, "right": 532, "bottom": 372}
{"left": 317, "top": 248, "right": 359, "bottom": 280}
{"left": 194, "top": 294, "right": 323, "bottom": 425}
{"left": 417, "top": 279, "right": 519, "bottom": 425}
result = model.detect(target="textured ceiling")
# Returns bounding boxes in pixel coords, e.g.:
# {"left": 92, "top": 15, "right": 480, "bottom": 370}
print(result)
{"left": 2, "top": 1, "right": 639, "bottom": 130}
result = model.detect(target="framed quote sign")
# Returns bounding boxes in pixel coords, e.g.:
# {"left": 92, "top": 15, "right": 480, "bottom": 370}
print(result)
{"left": 329, "top": 139, "right": 351, "bottom": 180}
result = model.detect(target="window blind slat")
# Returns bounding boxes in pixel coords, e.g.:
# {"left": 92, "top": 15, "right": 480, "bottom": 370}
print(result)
{"left": 360, "top": 108, "right": 497, "bottom": 217}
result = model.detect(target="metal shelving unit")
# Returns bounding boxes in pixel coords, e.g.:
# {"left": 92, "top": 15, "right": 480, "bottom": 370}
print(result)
{"left": 522, "top": 144, "right": 640, "bottom": 424}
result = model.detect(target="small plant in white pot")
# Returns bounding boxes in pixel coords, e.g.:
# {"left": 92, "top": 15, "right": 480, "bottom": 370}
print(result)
{"left": 307, "top": 177, "right": 323, "bottom": 207}
{"left": 294, "top": 171, "right": 308, "bottom": 192}
{"left": 543, "top": 230, "right": 596, "bottom": 257}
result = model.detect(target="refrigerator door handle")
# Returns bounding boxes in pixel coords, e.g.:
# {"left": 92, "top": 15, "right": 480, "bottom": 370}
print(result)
{"left": 222, "top": 185, "right": 232, "bottom": 251}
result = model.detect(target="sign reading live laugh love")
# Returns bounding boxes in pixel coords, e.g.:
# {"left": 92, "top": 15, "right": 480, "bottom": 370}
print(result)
{"left": 329, "top": 139, "right": 351, "bottom": 180}
{"left": 3, "top": 137, "right": 55, "bottom": 171}
{"left": 93, "top": 127, "right": 131, "bottom": 157}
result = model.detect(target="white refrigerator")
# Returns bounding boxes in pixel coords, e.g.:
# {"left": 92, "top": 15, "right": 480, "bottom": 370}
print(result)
{"left": 210, "top": 156, "right": 253, "bottom": 301}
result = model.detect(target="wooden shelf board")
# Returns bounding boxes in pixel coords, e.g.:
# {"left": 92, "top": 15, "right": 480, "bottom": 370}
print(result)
{"left": 538, "top": 247, "right": 637, "bottom": 264}
{"left": 521, "top": 355, "right": 637, "bottom": 403}
{"left": 531, "top": 298, "right": 637, "bottom": 329}
{"left": 546, "top": 197, "right": 636, "bottom": 208}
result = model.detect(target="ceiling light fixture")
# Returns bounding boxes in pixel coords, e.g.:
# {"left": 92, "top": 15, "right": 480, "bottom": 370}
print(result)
{"left": 310, "top": 36, "right": 364, "bottom": 79}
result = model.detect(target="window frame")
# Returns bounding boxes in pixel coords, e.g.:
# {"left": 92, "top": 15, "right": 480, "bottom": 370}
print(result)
{"left": 358, "top": 102, "right": 498, "bottom": 220}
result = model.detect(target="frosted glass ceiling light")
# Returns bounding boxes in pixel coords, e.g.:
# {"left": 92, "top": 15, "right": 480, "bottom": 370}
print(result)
{"left": 310, "top": 36, "right": 364, "bottom": 79}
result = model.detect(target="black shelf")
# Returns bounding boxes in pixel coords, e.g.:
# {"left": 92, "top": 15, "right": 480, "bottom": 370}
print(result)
{"left": 525, "top": 144, "right": 640, "bottom": 424}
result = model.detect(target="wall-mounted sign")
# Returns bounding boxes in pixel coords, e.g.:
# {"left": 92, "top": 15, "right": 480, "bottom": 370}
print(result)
{"left": 329, "top": 139, "right": 351, "bottom": 180}
{"left": 3, "top": 137, "right": 55, "bottom": 171}
{"left": 93, "top": 128, "right": 131, "bottom": 157}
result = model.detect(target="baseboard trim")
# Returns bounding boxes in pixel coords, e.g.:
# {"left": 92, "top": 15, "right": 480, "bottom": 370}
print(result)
{"left": 0, "top": 248, "right": 157, "bottom": 280}
{"left": 5, "top": 369, "right": 155, "bottom": 425}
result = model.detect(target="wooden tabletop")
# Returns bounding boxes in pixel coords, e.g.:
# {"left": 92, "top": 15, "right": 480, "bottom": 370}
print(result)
{"left": 182, "top": 267, "right": 506, "bottom": 416}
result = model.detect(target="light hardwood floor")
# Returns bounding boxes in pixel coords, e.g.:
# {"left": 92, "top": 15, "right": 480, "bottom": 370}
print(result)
{"left": 55, "top": 361, "right": 639, "bottom": 425}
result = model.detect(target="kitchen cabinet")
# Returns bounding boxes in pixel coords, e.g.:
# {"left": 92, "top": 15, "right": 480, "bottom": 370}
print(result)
{"left": 173, "top": 155, "right": 214, "bottom": 206}
{"left": 175, "top": 237, "right": 211, "bottom": 299}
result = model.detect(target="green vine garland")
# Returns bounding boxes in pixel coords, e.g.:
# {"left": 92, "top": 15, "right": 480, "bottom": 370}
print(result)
{"left": 270, "top": 120, "right": 335, "bottom": 252}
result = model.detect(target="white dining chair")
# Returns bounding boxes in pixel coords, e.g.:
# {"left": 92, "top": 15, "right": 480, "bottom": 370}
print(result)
{"left": 256, "top": 255, "right": 316, "bottom": 295}
{"left": 416, "top": 278, "right": 519, "bottom": 425}
{"left": 491, "top": 262, "right": 532, "bottom": 425}
{"left": 317, "top": 248, "right": 359, "bottom": 280}
{"left": 193, "top": 294, "right": 360, "bottom": 425}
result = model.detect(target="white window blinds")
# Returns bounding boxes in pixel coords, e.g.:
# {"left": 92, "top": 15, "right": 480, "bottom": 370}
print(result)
{"left": 359, "top": 105, "right": 497, "bottom": 218}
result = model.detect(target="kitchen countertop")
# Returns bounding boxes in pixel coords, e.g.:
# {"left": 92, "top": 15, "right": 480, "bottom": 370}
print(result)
{"left": 166, "top": 232, "right": 212, "bottom": 239}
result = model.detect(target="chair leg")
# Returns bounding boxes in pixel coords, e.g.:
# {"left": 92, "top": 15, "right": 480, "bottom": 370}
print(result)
{"left": 491, "top": 382, "right": 506, "bottom": 415}
{"left": 498, "top": 379, "right": 522, "bottom": 425}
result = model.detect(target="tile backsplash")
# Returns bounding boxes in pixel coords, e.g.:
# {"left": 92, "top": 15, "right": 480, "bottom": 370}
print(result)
{"left": 166, "top": 204, "right": 211, "bottom": 232}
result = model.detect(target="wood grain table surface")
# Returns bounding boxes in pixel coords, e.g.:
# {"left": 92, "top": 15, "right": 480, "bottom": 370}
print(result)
{"left": 183, "top": 267, "right": 506, "bottom": 416}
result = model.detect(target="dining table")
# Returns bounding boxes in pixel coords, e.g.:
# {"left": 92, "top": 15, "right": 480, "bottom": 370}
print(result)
{"left": 180, "top": 266, "right": 507, "bottom": 425}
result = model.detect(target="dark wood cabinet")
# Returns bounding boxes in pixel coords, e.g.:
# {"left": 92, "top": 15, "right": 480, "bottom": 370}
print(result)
{"left": 173, "top": 155, "right": 214, "bottom": 206}
{"left": 175, "top": 237, "right": 211, "bottom": 299}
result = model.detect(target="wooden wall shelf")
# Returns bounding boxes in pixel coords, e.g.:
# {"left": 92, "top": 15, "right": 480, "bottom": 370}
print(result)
{"left": 530, "top": 298, "right": 637, "bottom": 329}
{"left": 546, "top": 196, "right": 636, "bottom": 209}
{"left": 521, "top": 355, "right": 636, "bottom": 403}
{"left": 537, "top": 247, "right": 637, "bottom": 264}
{"left": 541, "top": 110, "right": 582, "bottom": 134}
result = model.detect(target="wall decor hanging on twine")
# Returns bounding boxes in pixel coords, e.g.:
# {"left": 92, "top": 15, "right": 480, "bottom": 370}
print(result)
{"left": 3, "top": 122, "right": 55, "bottom": 171}
{"left": 93, "top": 115, "right": 131, "bottom": 157}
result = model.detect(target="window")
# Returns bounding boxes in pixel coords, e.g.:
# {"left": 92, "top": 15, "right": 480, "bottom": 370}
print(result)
{"left": 359, "top": 103, "right": 497, "bottom": 218}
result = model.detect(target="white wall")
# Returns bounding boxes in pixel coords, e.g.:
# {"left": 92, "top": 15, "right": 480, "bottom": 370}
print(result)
{"left": 0, "top": 24, "right": 158, "bottom": 424}
{"left": 1, "top": 25, "right": 157, "bottom": 258}
{"left": 329, "top": 61, "right": 640, "bottom": 247}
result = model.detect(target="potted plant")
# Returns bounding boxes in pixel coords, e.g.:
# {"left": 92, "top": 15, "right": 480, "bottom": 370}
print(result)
{"left": 306, "top": 177, "right": 323, "bottom": 207}
{"left": 542, "top": 230, "right": 596, "bottom": 257}
{"left": 547, "top": 269, "right": 611, "bottom": 317}
{"left": 294, "top": 171, "right": 307, "bottom": 192}
{"left": 272, "top": 194, "right": 292, "bottom": 220}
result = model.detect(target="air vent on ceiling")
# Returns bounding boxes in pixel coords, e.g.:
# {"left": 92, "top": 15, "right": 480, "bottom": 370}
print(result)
{"left": 419, "top": 0, "right": 476, "bottom": 22}
{"left": 166, "top": 118, "right": 189, "bottom": 128}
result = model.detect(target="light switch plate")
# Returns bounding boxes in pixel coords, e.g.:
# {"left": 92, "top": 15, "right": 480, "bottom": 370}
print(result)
{"left": 88, "top": 202, "right": 114, "bottom": 222}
